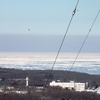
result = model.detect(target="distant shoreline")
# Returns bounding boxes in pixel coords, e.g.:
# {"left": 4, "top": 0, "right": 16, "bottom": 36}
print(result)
{"left": 0, "top": 52, "right": 100, "bottom": 75}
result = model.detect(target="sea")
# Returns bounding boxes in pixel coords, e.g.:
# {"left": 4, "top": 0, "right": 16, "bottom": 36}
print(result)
{"left": 0, "top": 52, "right": 100, "bottom": 75}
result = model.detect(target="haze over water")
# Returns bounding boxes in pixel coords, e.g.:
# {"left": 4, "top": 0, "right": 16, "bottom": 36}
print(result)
{"left": 0, "top": 52, "right": 100, "bottom": 75}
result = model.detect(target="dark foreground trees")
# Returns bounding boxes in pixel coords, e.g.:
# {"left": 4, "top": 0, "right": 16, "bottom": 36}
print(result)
{"left": 0, "top": 87, "right": 100, "bottom": 100}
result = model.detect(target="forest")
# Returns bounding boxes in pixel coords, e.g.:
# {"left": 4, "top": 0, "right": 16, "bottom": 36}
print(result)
{"left": 0, "top": 68, "right": 100, "bottom": 100}
{"left": 0, "top": 68, "right": 100, "bottom": 87}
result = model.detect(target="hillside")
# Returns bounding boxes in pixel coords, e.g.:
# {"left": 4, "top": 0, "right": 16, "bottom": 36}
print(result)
{"left": 0, "top": 68, "right": 100, "bottom": 87}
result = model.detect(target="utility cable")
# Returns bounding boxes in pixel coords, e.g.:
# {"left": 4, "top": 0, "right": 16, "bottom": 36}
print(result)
{"left": 41, "top": 0, "right": 80, "bottom": 98}
{"left": 64, "top": 9, "right": 100, "bottom": 81}
{"left": 44, "top": 0, "right": 80, "bottom": 88}
{"left": 56, "top": 9, "right": 100, "bottom": 99}
{"left": 89, "top": 10, "right": 100, "bottom": 98}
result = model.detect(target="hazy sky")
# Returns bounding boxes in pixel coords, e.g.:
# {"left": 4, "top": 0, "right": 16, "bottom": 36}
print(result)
{"left": 0, "top": 0, "right": 100, "bottom": 52}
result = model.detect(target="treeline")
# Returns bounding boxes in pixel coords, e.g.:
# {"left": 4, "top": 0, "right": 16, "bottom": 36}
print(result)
{"left": 0, "top": 68, "right": 100, "bottom": 86}
{"left": 0, "top": 68, "right": 100, "bottom": 100}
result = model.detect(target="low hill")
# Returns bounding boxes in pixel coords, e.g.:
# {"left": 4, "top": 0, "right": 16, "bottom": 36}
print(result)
{"left": 0, "top": 68, "right": 100, "bottom": 86}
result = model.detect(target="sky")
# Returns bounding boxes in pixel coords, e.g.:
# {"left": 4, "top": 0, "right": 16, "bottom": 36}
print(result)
{"left": 0, "top": 0, "right": 100, "bottom": 52}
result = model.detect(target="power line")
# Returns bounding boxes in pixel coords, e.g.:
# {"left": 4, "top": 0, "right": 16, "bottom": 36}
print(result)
{"left": 42, "top": 0, "right": 100, "bottom": 98}
{"left": 56, "top": 9, "right": 100, "bottom": 99}
{"left": 41, "top": 1, "right": 80, "bottom": 98}
{"left": 89, "top": 10, "right": 100, "bottom": 97}
{"left": 43, "top": 0, "right": 80, "bottom": 88}
{"left": 64, "top": 9, "right": 100, "bottom": 81}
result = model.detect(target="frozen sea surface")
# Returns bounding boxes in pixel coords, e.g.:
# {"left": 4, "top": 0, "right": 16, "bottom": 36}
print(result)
{"left": 0, "top": 52, "right": 100, "bottom": 75}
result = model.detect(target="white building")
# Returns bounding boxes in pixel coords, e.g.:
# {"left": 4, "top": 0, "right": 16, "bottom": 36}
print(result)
{"left": 50, "top": 81, "right": 88, "bottom": 91}
{"left": 26, "top": 77, "right": 29, "bottom": 86}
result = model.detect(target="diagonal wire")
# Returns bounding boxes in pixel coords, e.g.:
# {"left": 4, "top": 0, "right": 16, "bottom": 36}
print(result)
{"left": 41, "top": 1, "right": 80, "bottom": 99}
{"left": 44, "top": 0, "right": 80, "bottom": 88}
{"left": 64, "top": 9, "right": 100, "bottom": 80}
{"left": 56, "top": 9, "right": 100, "bottom": 99}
